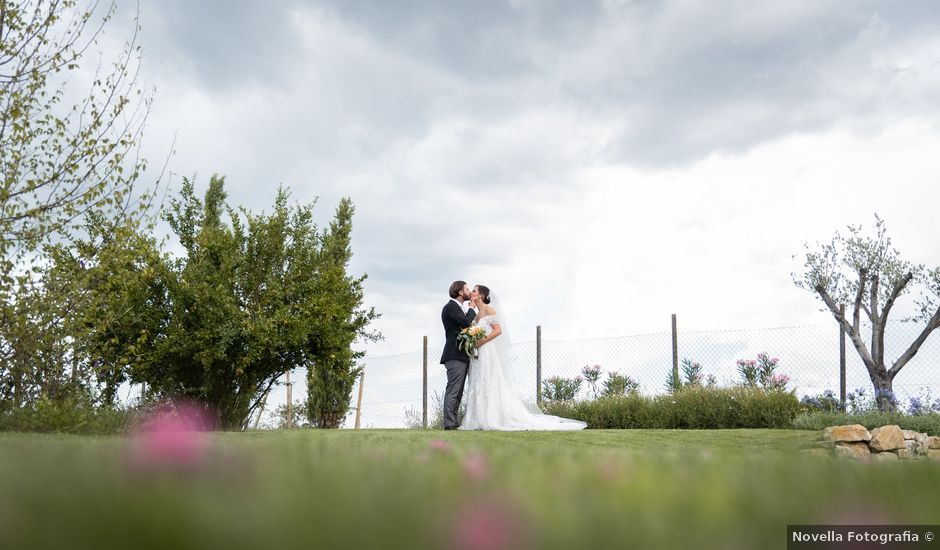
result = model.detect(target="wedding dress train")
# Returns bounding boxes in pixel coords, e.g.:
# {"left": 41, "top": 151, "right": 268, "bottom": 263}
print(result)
{"left": 460, "top": 315, "right": 587, "bottom": 431}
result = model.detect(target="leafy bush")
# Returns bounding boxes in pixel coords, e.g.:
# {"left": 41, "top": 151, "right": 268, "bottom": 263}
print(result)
{"left": 907, "top": 388, "right": 940, "bottom": 416}
{"left": 0, "top": 395, "right": 130, "bottom": 435}
{"left": 541, "top": 376, "right": 582, "bottom": 402}
{"left": 792, "top": 411, "right": 940, "bottom": 436}
{"left": 845, "top": 387, "right": 900, "bottom": 414}
{"left": 541, "top": 386, "right": 800, "bottom": 429}
{"left": 799, "top": 389, "right": 842, "bottom": 413}
{"left": 601, "top": 372, "right": 639, "bottom": 398}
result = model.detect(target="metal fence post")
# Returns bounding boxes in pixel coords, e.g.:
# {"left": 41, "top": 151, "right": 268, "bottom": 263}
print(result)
{"left": 840, "top": 304, "right": 846, "bottom": 411}
{"left": 422, "top": 335, "right": 428, "bottom": 429}
{"left": 671, "top": 314, "right": 679, "bottom": 386}
{"left": 536, "top": 325, "right": 542, "bottom": 405}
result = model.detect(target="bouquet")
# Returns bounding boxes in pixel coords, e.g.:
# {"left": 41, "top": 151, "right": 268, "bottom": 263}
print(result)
{"left": 456, "top": 325, "right": 486, "bottom": 358}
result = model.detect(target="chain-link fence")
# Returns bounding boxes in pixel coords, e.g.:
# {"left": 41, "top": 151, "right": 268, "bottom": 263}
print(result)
{"left": 330, "top": 319, "right": 940, "bottom": 428}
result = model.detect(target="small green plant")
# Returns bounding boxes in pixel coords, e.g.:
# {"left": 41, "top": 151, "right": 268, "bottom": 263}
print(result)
{"left": 681, "top": 358, "right": 703, "bottom": 387}
{"left": 601, "top": 372, "right": 639, "bottom": 398}
{"left": 799, "top": 389, "right": 841, "bottom": 413}
{"left": 541, "top": 376, "right": 582, "bottom": 402}
{"left": 270, "top": 400, "right": 310, "bottom": 429}
{"left": 666, "top": 358, "right": 716, "bottom": 394}
{"left": 405, "top": 391, "right": 464, "bottom": 430}
{"left": 580, "top": 365, "right": 603, "bottom": 399}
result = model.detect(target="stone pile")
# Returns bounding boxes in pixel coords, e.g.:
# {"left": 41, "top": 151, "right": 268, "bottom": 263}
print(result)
{"left": 807, "top": 424, "right": 940, "bottom": 461}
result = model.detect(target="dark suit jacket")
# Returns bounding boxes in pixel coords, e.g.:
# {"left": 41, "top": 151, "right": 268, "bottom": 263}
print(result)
{"left": 440, "top": 300, "right": 477, "bottom": 364}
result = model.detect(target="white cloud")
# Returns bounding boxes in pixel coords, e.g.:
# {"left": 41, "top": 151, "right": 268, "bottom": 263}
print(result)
{"left": 90, "top": 1, "right": 940, "bottom": 363}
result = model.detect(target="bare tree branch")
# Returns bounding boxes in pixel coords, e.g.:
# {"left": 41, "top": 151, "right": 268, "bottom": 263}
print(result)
{"left": 889, "top": 305, "right": 940, "bottom": 378}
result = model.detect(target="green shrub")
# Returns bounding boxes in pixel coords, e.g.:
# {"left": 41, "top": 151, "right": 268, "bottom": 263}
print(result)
{"left": 791, "top": 411, "right": 940, "bottom": 435}
{"left": 0, "top": 395, "right": 130, "bottom": 435}
{"left": 541, "top": 386, "right": 800, "bottom": 429}
{"left": 541, "top": 376, "right": 582, "bottom": 402}
{"left": 601, "top": 372, "right": 640, "bottom": 398}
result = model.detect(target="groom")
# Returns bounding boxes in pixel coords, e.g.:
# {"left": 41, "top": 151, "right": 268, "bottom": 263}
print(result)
{"left": 440, "top": 280, "right": 477, "bottom": 430}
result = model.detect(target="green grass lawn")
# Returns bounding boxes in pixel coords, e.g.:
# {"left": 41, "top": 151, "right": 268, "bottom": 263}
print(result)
{"left": 1, "top": 429, "right": 937, "bottom": 550}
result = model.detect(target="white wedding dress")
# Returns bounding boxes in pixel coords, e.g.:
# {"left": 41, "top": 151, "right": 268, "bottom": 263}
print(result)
{"left": 460, "top": 314, "right": 587, "bottom": 431}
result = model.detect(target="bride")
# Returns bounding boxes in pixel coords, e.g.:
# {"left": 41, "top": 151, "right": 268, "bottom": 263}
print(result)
{"left": 460, "top": 285, "right": 587, "bottom": 431}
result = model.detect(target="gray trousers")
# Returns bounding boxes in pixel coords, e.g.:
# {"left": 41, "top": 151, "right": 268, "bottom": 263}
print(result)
{"left": 443, "top": 359, "right": 469, "bottom": 429}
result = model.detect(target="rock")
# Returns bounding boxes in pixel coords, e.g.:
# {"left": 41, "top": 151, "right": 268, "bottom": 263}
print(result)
{"left": 829, "top": 424, "right": 872, "bottom": 443}
{"left": 897, "top": 448, "right": 917, "bottom": 459}
{"left": 816, "top": 440, "right": 835, "bottom": 450}
{"left": 928, "top": 449, "right": 940, "bottom": 462}
{"left": 928, "top": 436, "right": 940, "bottom": 450}
{"left": 902, "top": 430, "right": 928, "bottom": 443}
{"left": 834, "top": 442, "right": 871, "bottom": 460}
{"left": 871, "top": 451, "right": 899, "bottom": 462}
{"left": 869, "top": 425, "right": 905, "bottom": 451}
{"left": 902, "top": 440, "right": 927, "bottom": 457}
{"left": 821, "top": 426, "right": 834, "bottom": 441}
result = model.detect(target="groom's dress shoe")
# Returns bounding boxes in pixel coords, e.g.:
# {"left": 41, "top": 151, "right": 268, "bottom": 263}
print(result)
{"left": 443, "top": 426, "right": 457, "bottom": 431}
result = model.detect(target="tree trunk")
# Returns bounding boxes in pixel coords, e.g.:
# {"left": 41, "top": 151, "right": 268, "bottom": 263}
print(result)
{"left": 868, "top": 368, "right": 896, "bottom": 412}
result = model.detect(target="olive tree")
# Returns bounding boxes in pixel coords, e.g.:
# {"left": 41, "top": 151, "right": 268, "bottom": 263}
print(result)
{"left": 795, "top": 215, "right": 940, "bottom": 411}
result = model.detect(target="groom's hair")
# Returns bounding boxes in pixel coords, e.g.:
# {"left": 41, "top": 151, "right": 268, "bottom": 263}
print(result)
{"left": 449, "top": 280, "right": 467, "bottom": 299}
{"left": 476, "top": 285, "right": 491, "bottom": 304}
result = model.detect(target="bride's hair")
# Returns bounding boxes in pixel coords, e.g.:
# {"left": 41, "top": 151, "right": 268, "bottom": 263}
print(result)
{"left": 476, "top": 285, "right": 491, "bottom": 305}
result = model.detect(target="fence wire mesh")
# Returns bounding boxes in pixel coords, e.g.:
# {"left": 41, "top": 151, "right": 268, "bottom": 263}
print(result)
{"left": 255, "top": 320, "right": 940, "bottom": 429}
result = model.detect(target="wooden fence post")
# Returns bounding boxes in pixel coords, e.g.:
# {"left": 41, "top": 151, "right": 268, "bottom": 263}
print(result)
{"left": 671, "top": 314, "right": 679, "bottom": 387}
{"left": 536, "top": 325, "right": 542, "bottom": 405}
{"left": 840, "top": 304, "right": 847, "bottom": 412}
{"left": 354, "top": 371, "right": 365, "bottom": 429}
{"left": 286, "top": 369, "right": 293, "bottom": 429}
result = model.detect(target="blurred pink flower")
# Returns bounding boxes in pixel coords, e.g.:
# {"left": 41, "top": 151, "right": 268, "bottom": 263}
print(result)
{"left": 430, "top": 439, "right": 452, "bottom": 453}
{"left": 825, "top": 503, "right": 894, "bottom": 525}
{"left": 462, "top": 452, "right": 489, "bottom": 482}
{"left": 450, "top": 496, "right": 531, "bottom": 550}
{"left": 129, "top": 401, "right": 212, "bottom": 472}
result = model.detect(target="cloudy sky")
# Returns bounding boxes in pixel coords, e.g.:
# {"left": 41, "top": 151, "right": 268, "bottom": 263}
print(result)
{"left": 99, "top": 0, "right": 940, "bottom": 358}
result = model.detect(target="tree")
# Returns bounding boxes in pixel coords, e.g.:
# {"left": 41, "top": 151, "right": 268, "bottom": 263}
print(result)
{"left": 0, "top": 0, "right": 152, "bottom": 274}
{"left": 305, "top": 198, "right": 380, "bottom": 428}
{"left": 43, "top": 209, "right": 167, "bottom": 406}
{"left": 67, "top": 176, "right": 379, "bottom": 429}
{"left": 0, "top": 0, "right": 156, "bottom": 411}
{"left": 795, "top": 215, "right": 940, "bottom": 411}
